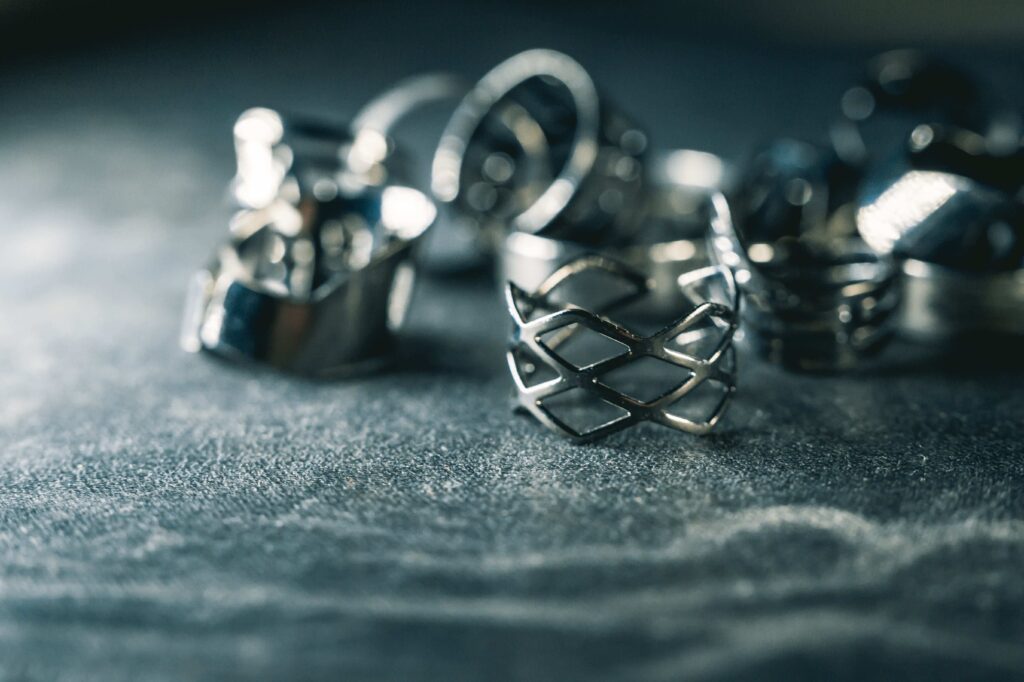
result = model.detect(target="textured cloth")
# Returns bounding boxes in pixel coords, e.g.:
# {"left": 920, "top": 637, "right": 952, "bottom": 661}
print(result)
{"left": 1, "top": 4, "right": 1023, "bottom": 680}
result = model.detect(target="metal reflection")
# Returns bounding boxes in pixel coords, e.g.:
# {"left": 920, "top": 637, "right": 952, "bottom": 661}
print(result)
{"left": 432, "top": 49, "right": 648, "bottom": 246}
{"left": 716, "top": 139, "right": 899, "bottom": 370}
{"left": 856, "top": 123, "right": 1024, "bottom": 338}
{"left": 182, "top": 76, "right": 453, "bottom": 375}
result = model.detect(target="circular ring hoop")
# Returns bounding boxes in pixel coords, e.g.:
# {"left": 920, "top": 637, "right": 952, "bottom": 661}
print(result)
{"left": 432, "top": 48, "right": 646, "bottom": 242}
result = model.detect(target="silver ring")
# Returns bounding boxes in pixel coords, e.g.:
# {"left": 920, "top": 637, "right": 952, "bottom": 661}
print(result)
{"left": 181, "top": 185, "right": 434, "bottom": 376}
{"left": 499, "top": 149, "right": 733, "bottom": 316}
{"left": 506, "top": 256, "right": 738, "bottom": 441}
{"left": 713, "top": 141, "right": 900, "bottom": 370}
{"left": 432, "top": 48, "right": 648, "bottom": 245}
{"left": 856, "top": 127, "right": 1024, "bottom": 339}
{"left": 183, "top": 84, "right": 444, "bottom": 374}
{"left": 899, "top": 259, "right": 1024, "bottom": 339}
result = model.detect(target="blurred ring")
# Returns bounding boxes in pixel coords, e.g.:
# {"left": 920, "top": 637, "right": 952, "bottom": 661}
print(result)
{"left": 181, "top": 191, "right": 432, "bottom": 376}
{"left": 899, "top": 259, "right": 1024, "bottom": 339}
{"left": 711, "top": 201, "right": 899, "bottom": 371}
{"left": 499, "top": 149, "right": 732, "bottom": 313}
{"left": 184, "top": 99, "right": 438, "bottom": 375}
{"left": 432, "top": 48, "right": 648, "bottom": 244}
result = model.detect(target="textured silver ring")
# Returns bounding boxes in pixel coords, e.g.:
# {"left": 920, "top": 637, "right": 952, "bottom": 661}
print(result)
{"left": 506, "top": 256, "right": 738, "bottom": 441}
{"left": 710, "top": 219, "right": 899, "bottom": 370}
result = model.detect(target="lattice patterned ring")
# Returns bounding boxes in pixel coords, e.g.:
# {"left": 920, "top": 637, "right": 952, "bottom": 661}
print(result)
{"left": 506, "top": 255, "right": 739, "bottom": 441}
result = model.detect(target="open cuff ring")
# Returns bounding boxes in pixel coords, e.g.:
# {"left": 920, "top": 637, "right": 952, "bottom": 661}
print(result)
{"left": 506, "top": 256, "right": 739, "bottom": 441}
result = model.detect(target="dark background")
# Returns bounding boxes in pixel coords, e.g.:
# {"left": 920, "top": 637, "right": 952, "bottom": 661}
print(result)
{"left": 1, "top": 2, "right": 1023, "bottom": 680}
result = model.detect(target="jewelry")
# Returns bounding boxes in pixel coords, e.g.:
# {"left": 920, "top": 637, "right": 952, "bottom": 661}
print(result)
{"left": 506, "top": 256, "right": 738, "bottom": 441}
{"left": 499, "top": 149, "right": 732, "bottom": 317}
{"left": 715, "top": 139, "right": 900, "bottom": 370}
{"left": 829, "top": 49, "right": 1018, "bottom": 169}
{"left": 181, "top": 77, "right": 454, "bottom": 374}
{"left": 432, "top": 48, "right": 649, "bottom": 246}
{"left": 857, "top": 123, "right": 1024, "bottom": 339}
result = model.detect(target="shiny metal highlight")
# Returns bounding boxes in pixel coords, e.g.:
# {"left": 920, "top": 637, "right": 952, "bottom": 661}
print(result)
{"left": 856, "top": 125, "right": 1024, "bottom": 339}
{"left": 183, "top": 77, "right": 452, "bottom": 374}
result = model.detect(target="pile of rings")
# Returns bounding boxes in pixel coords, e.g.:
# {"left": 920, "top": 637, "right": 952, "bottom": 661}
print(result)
{"left": 182, "top": 49, "right": 1024, "bottom": 442}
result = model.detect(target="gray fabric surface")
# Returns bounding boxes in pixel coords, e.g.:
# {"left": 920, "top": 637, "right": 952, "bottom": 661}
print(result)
{"left": 1, "top": 3, "right": 1022, "bottom": 680}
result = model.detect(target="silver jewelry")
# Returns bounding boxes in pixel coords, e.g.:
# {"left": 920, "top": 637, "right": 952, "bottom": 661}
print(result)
{"left": 856, "top": 123, "right": 1024, "bottom": 339}
{"left": 499, "top": 149, "right": 733, "bottom": 317}
{"left": 180, "top": 176, "right": 435, "bottom": 376}
{"left": 506, "top": 256, "right": 738, "bottom": 441}
{"left": 432, "top": 48, "right": 648, "bottom": 246}
{"left": 182, "top": 78, "right": 451, "bottom": 375}
{"left": 715, "top": 139, "right": 900, "bottom": 370}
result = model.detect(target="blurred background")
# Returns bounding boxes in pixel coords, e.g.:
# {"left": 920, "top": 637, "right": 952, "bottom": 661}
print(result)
{"left": 3, "top": 0, "right": 1023, "bottom": 168}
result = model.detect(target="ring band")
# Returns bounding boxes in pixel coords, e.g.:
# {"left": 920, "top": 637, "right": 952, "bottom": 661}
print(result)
{"left": 432, "top": 48, "right": 648, "bottom": 245}
{"left": 711, "top": 200, "right": 899, "bottom": 371}
{"left": 499, "top": 149, "right": 732, "bottom": 316}
{"left": 899, "top": 259, "right": 1024, "bottom": 338}
{"left": 184, "top": 91, "right": 442, "bottom": 375}
{"left": 506, "top": 256, "right": 738, "bottom": 441}
{"left": 181, "top": 185, "right": 434, "bottom": 376}
{"left": 715, "top": 138, "right": 901, "bottom": 370}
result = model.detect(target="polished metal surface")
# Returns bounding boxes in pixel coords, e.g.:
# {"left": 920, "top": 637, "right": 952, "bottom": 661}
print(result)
{"left": 349, "top": 73, "right": 468, "bottom": 139}
{"left": 181, "top": 185, "right": 433, "bottom": 376}
{"left": 432, "top": 48, "right": 648, "bottom": 246}
{"left": 184, "top": 99, "right": 438, "bottom": 375}
{"left": 716, "top": 139, "right": 899, "bottom": 370}
{"left": 856, "top": 123, "right": 1024, "bottom": 338}
{"left": 499, "top": 149, "right": 732, "bottom": 315}
{"left": 506, "top": 256, "right": 738, "bottom": 441}
{"left": 899, "top": 258, "right": 1024, "bottom": 338}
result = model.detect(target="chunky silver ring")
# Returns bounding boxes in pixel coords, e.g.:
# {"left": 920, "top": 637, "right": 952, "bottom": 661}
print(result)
{"left": 715, "top": 140, "right": 901, "bottom": 371}
{"left": 432, "top": 48, "right": 648, "bottom": 245}
{"left": 499, "top": 149, "right": 733, "bottom": 317}
{"left": 506, "top": 256, "right": 738, "bottom": 442}
{"left": 182, "top": 77, "right": 451, "bottom": 374}
{"left": 856, "top": 124, "right": 1024, "bottom": 339}
{"left": 180, "top": 183, "right": 435, "bottom": 376}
